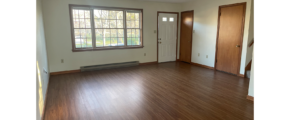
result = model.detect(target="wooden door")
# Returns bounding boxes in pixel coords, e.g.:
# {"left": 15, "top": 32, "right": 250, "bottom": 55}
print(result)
{"left": 179, "top": 11, "right": 193, "bottom": 63}
{"left": 158, "top": 13, "right": 177, "bottom": 63}
{"left": 215, "top": 3, "right": 246, "bottom": 75}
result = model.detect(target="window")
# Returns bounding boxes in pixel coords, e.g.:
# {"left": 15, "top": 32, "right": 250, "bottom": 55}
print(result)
{"left": 169, "top": 17, "right": 174, "bottom": 22}
{"left": 162, "top": 17, "right": 167, "bottom": 21}
{"left": 69, "top": 5, "right": 143, "bottom": 51}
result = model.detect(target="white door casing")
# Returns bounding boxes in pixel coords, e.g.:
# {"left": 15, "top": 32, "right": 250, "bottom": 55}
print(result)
{"left": 158, "top": 13, "right": 177, "bottom": 63}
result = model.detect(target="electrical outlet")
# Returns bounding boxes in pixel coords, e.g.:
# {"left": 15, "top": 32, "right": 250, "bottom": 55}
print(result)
{"left": 198, "top": 53, "right": 200, "bottom": 56}
{"left": 206, "top": 55, "right": 208, "bottom": 58}
{"left": 61, "top": 59, "right": 64, "bottom": 63}
{"left": 144, "top": 53, "right": 146, "bottom": 56}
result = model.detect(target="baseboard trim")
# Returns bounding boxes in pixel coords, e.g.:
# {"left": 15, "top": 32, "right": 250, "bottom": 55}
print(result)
{"left": 50, "top": 69, "right": 81, "bottom": 75}
{"left": 139, "top": 61, "right": 158, "bottom": 65}
{"left": 238, "top": 74, "right": 245, "bottom": 78}
{"left": 247, "top": 95, "right": 254, "bottom": 101}
{"left": 190, "top": 62, "right": 214, "bottom": 70}
{"left": 41, "top": 77, "right": 50, "bottom": 120}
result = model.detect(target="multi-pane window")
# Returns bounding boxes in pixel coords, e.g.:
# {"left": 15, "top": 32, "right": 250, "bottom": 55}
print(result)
{"left": 94, "top": 10, "right": 124, "bottom": 47}
{"left": 69, "top": 5, "right": 143, "bottom": 51}
{"left": 73, "top": 9, "right": 92, "bottom": 48}
{"left": 126, "top": 11, "right": 141, "bottom": 46}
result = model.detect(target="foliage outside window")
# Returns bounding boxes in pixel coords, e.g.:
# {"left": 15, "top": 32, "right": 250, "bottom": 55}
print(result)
{"left": 69, "top": 5, "right": 143, "bottom": 51}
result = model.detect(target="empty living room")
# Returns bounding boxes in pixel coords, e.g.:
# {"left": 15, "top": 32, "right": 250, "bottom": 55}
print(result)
{"left": 2, "top": 0, "right": 290, "bottom": 120}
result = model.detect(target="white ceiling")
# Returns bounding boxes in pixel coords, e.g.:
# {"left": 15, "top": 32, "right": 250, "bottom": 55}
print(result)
{"left": 136, "top": 0, "right": 195, "bottom": 3}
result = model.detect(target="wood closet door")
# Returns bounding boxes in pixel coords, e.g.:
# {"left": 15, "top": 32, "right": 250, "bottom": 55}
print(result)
{"left": 179, "top": 11, "right": 193, "bottom": 63}
{"left": 216, "top": 3, "right": 246, "bottom": 74}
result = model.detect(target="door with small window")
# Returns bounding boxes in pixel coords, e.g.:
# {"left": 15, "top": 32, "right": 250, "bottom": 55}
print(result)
{"left": 158, "top": 13, "right": 177, "bottom": 63}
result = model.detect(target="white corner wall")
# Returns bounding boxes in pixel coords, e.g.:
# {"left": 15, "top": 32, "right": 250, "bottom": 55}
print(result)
{"left": 245, "top": 0, "right": 254, "bottom": 66}
{"left": 42, "top": 0, "right": 182, "bottom": 72}
{"left": 248, "top": 47, "right": 254, "bottom": 96}
{"left": 181, "top": 0, "right": 253, "bottom": 75}
{"left": 37, "top": 0, "right": 50, "bottom": 119}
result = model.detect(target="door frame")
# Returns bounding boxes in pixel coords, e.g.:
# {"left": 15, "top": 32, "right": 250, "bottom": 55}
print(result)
{"left": 157, "top": 11, "right": 179, "bottom": 62}
{"left": 214, "top": 2, "right": 247, "bottom": 74}
{"left": 179, "top": 10, "right": 194, "bottom": 63}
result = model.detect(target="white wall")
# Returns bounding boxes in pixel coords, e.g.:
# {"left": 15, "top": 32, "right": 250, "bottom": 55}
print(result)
{"left": 42, "top": 0, "right": 182, "bottom": 72}
{"left": 245, "top": 0, "right": 254, "bottom": 67}
{"left": 181, "top": 0, "right": 253, "bottom": 74}
{"left": 248, "top": 47, "right": 254, "bottom": 96}
{"left": 37, "top": 0, "right": 50, "bottom": 119}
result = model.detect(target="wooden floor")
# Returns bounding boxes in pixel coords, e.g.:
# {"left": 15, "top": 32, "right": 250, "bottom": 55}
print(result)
{"left": 44, "top": 62, "right": 253, "bottom": 120}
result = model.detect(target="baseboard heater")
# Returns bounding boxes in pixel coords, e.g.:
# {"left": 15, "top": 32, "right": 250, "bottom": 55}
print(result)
{"left": 80, "top": 61, "right": 139, "bottom": 72}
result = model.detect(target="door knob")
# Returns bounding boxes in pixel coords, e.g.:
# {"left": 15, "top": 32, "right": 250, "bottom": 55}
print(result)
{"left": 236, "top": 45, "right": 240, "bottom": 47}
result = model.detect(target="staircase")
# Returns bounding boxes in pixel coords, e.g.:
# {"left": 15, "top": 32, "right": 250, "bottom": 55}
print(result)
{"left": 245, "top": 39, "right": 254, "bottom": 79}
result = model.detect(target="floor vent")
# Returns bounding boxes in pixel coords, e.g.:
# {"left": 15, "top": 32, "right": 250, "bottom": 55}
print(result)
{"left": 80, "top": 61, "right": 139, "bottom": 72}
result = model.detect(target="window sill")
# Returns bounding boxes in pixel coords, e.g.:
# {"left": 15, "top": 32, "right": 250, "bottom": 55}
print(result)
{"left": 72, "top": 46, "right": 144, "bottom": 52}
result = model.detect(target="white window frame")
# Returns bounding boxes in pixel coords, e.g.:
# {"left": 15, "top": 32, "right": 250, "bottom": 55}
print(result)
{"left": 69, "top": 4, "right": 143, "bottom": 52}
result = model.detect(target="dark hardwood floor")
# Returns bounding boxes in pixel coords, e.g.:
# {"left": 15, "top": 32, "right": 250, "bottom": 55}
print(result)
{"left": 44, "top": 62, "right": 253, "bottom": 120}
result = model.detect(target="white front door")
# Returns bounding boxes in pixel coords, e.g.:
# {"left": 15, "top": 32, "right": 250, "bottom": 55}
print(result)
{"left": 158, "top": 13, "right": 177, "bottom": 63}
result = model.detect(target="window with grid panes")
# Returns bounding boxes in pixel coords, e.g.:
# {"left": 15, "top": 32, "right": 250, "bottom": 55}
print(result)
{"left": 69, "top": 5, "right": 143, "bottom": 51}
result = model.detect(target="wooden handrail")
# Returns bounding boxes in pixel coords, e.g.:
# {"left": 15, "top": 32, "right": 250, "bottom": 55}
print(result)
{"left": 248, "top": 39, "right": 254, "bottom": 47}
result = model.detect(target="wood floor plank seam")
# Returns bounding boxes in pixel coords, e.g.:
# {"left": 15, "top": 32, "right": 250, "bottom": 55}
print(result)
{"left": 128, "top": 66, "right": 246, "bottom": 119}
{"left": 135, "top": 63, "right": 254, "bottom": 118}
{"left": 44, "top": 62, "right": 253, "bottom": 120}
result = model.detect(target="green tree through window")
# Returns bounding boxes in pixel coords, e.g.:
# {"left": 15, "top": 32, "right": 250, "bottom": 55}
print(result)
{"left": 70, "top": 5, "right": 143, "bottom": 51}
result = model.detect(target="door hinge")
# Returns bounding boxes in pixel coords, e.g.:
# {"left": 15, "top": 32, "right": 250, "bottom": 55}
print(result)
{"left": 216, "top": 59, "right": 217, "bottom": 63}
{"left": 219, "top": 12, "right": 221, "bottom": 16}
